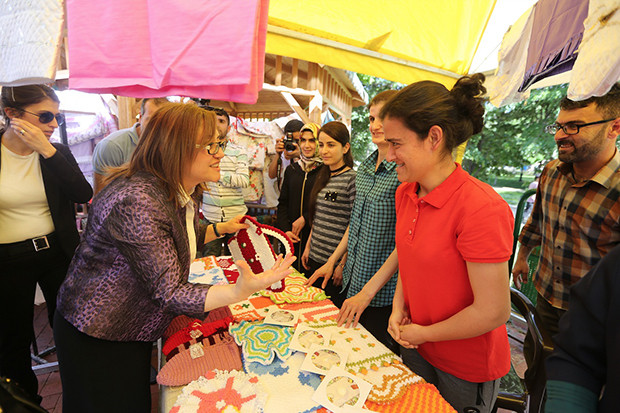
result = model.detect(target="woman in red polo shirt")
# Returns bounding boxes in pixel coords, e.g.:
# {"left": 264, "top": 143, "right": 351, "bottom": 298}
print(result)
{"left": 379, "top": 74, "right": 514, "bottom": 412}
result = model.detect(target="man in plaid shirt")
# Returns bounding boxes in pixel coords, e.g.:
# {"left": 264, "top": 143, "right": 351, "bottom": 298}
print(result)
{"left": 513, "top": 83, "right": 620, "bottom": 363}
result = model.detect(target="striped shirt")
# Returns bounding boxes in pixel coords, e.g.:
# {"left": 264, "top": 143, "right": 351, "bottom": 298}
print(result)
{"left": 519, "top": 149, "right": 620, "bottom": 310}
{"left": 309, "top": 169, "right": 356, "bottom": 263}
{"left": 201, "top": 143, "right": 249, "bottom": 222}
{"left": 342, "top": 151, "right": 401, "bottom": 307}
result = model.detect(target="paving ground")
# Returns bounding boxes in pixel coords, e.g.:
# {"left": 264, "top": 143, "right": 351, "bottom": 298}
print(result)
{"left": 32, "top": 303, "right": 526, "bottom": 413}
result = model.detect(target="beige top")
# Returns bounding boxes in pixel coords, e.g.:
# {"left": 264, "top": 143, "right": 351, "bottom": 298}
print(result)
{"left": 0, "top": 143, "right": 55, "bottom": 243}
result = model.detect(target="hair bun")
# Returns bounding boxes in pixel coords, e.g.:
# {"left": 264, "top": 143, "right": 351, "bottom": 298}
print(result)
{"left": 450, "top": 73, "right": 486, "bottom": 135}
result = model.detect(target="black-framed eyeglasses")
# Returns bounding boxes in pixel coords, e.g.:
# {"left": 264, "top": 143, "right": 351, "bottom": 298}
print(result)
{"left": 196, "top": 140, "right": 227, "bottom": 155}
{"left": 544, "top": 118, "right": 614, "bottom": 135}
{"left": 324, "top": 191, "right": 338, "bottom": 202}
{"left": 22, "top": 109, "right": 65, "bottom": 125}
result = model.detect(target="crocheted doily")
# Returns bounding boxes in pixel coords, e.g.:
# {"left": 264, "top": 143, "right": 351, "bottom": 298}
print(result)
{"left": 229, "top": 321, "right": 294, "bottom": 365}
{"left": 169, "top": 370, "right": 266, "bottom": 413}
{"left": 260, "top": 272, "right": 327, "bottom": 304}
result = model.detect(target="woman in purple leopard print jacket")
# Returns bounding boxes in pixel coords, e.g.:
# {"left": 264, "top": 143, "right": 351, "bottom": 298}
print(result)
{"left": 54, "top": 103, "right": 295, "bottom": 413}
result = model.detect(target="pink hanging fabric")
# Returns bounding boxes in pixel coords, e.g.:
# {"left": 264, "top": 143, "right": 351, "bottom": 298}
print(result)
{"left": 66, "top": 0, "right": 268, "bottom": 103}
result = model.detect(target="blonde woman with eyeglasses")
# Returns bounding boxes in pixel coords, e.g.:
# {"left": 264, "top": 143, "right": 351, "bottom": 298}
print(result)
{"left": 54, "top": 102, "right": 294, "bottom": 412}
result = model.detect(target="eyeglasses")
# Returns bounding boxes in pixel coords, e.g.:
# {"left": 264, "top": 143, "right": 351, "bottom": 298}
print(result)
{"left": 22, "top": 109, "right": 65, "bottom": 125}
{"left": 544, "top": 118, "right": 614, "bottom": 135}
{"left": 196, "top": 140, "right": 227, "bottom": 155}
{"left": 324, "top": 191, "right": 338, "bottom": 202}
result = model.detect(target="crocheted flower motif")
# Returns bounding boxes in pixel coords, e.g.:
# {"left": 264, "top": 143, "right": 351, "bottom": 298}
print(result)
{"left": 260, "top": 272, "right": 327, "bottom": 304}
{"left": 169, "top": 370, "right": 265, "bottom": 413}
{"left": 229, "top": 321, "right": 294, "bottom": 365}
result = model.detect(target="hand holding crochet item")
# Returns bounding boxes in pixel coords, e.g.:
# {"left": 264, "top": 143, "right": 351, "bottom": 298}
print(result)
{"left": 204, "top": 253, "right": 295, "bottom": 312}
{"left": 234, "top": 253, "right": 296, "bottom": 300}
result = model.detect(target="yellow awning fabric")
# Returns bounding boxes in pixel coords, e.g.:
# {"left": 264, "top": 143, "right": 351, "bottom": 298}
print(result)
{"left": 266, "top": 0, "right": 497, "bottom": 88}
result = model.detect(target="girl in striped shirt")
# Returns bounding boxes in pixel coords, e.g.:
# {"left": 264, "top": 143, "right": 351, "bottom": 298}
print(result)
{"left": 302, "top": 121, "right": 356, "bottom": 307}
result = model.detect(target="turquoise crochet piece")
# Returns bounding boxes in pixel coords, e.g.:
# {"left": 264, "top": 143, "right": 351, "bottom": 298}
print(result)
{"left": 229, "top": 320, "right": 294, "bottom": 365}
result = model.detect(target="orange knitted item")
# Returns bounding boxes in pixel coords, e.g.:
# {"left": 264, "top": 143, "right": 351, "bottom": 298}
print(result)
{"left": 365, "top": 383, "right": 456, "bottom": 413}
{"left": 278, "top": 299, "right": 340, "bottom": 322}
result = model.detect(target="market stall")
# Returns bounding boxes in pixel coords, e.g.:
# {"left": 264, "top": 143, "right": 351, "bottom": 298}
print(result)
{"left": 158, "top": 256, "right": 456, "bottom": 413}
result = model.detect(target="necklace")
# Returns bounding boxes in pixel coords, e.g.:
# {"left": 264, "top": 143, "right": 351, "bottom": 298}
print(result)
{"left": 329, "top": 164, "right": 348, "bottom": 176}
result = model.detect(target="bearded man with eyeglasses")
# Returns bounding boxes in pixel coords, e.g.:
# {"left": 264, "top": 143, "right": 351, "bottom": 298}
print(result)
{"left": 512, "top": 83, "right": 620, "bottom": 370}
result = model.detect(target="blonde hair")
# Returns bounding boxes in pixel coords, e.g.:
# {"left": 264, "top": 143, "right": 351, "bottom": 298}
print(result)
{"left": 104, "top": 102, "right": 218, "bottom": 207}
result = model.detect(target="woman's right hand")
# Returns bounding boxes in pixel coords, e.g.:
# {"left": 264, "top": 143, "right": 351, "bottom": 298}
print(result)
{"left": 337, "top": 290, "right": 372, "bottom": 328}
{"left": 234, "top": 253, "right": 295, "bottom": 300}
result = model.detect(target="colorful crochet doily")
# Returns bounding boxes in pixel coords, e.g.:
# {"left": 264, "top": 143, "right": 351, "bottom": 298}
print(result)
{"left": 169, "top": 370, "right": 266, "bottom": 413}
{"left": 260, "top": 271, "right": 327, "bottom": 304}
{"left": 229, "top": 320, "right": 294, "bottom": 365}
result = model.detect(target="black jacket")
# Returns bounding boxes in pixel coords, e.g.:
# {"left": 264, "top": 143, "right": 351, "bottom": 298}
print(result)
{"left": 0, "top": 134, "right": 93, "bottom": 259}
{"left": 276, "top": 162, "right": 319, "bottom": 259}
{"left": 546, "top": 243, "right": 620, "bottom": 412}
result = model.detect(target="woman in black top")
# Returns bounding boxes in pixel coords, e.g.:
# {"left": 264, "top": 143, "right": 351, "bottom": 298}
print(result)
{"left": 276, "top": 122, "right": 321, "bottom": 270}
{"left": 0, "top": 85, "right": 92, "bottom": 402}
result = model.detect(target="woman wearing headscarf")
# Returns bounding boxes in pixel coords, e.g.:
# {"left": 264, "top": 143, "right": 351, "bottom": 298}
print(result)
{"left": 276, "top": 122, "right": 322, "bottom": 270}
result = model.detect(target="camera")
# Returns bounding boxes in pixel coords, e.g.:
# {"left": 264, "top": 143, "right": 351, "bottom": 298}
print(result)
{"left": 283, "top": 132, "right": 297, "bottom": 152}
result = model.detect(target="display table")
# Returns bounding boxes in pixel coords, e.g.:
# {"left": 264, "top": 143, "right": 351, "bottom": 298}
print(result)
{"left": 159, "top": 257, "right": 455, "bottom": 413}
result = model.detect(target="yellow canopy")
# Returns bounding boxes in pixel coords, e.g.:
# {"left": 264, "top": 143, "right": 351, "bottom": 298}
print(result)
{"left": 266, "top": 0, "right": 497, "bottom": 88}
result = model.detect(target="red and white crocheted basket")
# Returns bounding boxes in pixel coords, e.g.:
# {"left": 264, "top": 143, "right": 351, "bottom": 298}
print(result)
{"left": 228, "top": 216, "right": 294, "bottom": 292}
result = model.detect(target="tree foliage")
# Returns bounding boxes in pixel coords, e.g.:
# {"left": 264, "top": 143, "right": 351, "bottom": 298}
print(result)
{"left": 463, "top": 84, "right": 568, "bottom": 179}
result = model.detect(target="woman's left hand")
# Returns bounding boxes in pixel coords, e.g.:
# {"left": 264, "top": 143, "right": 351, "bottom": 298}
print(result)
{"left": 221, "top": 215, "right": 250, "bottom": 234}
{"left": 10, "top": 119, "right": 56, "bottom": 158}
{"left": 234, "top": 253, "right": 295, "bottom": 299}
{"left": 398, "top": 323, "right": 427, "bottom": 348}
